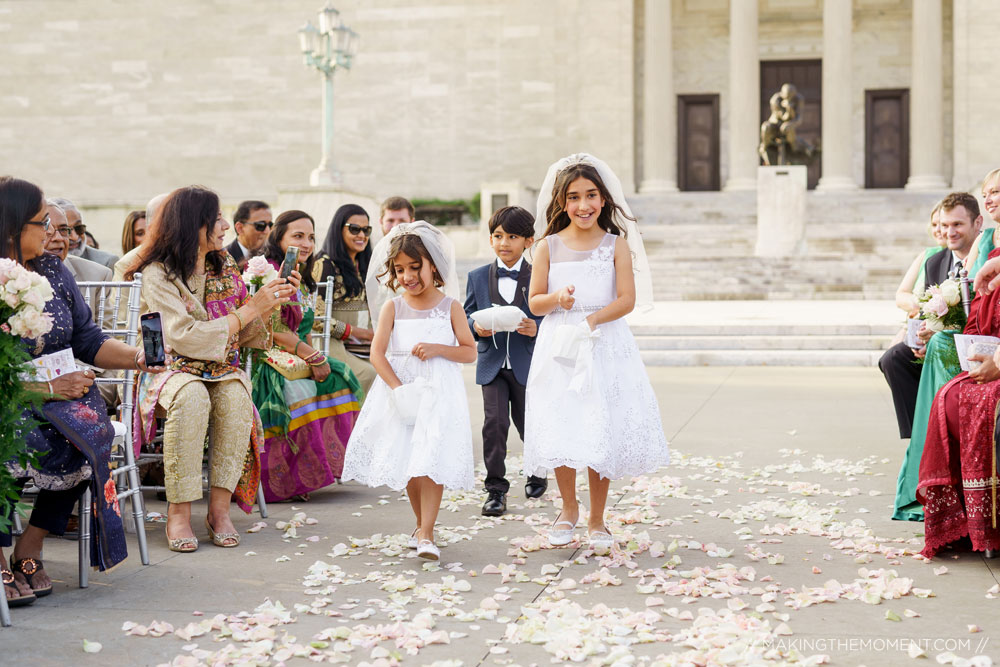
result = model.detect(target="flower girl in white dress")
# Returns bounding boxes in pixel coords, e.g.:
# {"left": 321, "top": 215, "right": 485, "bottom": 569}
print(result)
{"left": 342, "top": 222, "right": 477, "bottom": 560}
{"left": 523, "top": 154, "right": 670, "bottom": 554}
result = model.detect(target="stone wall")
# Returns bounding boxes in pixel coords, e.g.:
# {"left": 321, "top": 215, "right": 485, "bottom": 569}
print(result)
{"left": 0, "top": 0, "right": 636, "bottom": 210}
{"left": 952, "top": 0, "right": 998, "bottom": 191}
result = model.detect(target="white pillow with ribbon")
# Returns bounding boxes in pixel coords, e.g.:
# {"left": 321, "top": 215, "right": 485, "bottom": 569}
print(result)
{"left": 471, "top": 305, "right": 524, "bottom": 333}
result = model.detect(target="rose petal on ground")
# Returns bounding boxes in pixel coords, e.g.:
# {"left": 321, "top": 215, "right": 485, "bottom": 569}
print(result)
{"left": 82, "top": 640, "right": 102, "bottom": 653}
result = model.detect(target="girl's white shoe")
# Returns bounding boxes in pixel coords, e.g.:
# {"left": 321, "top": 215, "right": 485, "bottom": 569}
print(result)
{"left": 548, "top": 515, "right": 579, "bottom": 546}
{"left": 416, "top": 540, "right": 440, "bottom": 560}
{"left": 588, "top": 528, "right": 614, "bottom": 555}
{"left": 408, "top": 529, "right": 419, "bottom": 549}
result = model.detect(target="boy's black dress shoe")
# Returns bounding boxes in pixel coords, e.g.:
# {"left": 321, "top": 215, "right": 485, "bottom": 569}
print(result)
{"left": 524, "top": 476, "right": 547, "bottom": 499}
{"left": 482, "top": 491, "right": 507, "bottom": 517}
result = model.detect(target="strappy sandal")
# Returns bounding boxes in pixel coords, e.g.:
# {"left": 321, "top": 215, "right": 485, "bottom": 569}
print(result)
{"left": 2, "top": 565, "right": 36, "bottom": 607}
{"left": 205, "top": 517, "right": 240, "bottom": 548}
{"left": 10, "top": 556, "right": 52, "bottom": 597}
{"left": 165, "top": 527, "right": 198, "bottom": 553}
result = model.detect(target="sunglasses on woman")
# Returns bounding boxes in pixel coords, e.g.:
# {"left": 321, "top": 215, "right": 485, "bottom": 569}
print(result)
{"left": 346, "top": 223, "right": 373, "bottom": 237}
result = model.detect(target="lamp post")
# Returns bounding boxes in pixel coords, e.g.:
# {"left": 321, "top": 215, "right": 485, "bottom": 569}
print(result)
{"left": 298, "top": 3, "right": 358, "bottom": 187}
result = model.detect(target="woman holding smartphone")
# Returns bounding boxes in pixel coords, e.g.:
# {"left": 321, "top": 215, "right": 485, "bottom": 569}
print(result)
{"left": 252, "top": 210, "right": 363, "bottom": 503}
{"left": 130, "top": 186, "right": 296, "bottom": 553}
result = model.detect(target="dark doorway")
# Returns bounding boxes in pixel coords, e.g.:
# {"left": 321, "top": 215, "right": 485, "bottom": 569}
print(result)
{"left": 760, "top": 59, "right": 822, "bottom": 189}
{"left": 677, "top": 94, "right": 720, "bottom": 191}
{"left": 865, "top": 89, "right": 909, "bottom": 189}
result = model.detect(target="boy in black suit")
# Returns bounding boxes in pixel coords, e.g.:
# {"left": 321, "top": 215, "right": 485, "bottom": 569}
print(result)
{"left": 464, "top": 206, "right": 546, "bottom": 516}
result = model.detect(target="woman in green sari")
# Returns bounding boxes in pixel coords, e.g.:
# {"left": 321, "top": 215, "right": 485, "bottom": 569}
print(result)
{"left": 894, "top": 178, "right": 999, "bottom": 521}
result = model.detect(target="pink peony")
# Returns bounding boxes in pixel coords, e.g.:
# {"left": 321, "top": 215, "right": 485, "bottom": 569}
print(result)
{"left": 245, "top": 255, "right": 271, "bottom": 278}
{"left": 925, "top": 294, "right": 949, "bottom": 318}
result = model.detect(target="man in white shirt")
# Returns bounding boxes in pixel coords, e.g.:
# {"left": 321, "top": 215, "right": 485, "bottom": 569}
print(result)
{"left": 227, "top": 200, "right": 272, "bottom": 270}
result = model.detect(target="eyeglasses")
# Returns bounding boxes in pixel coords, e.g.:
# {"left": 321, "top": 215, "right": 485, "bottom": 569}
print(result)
{"left": 72, "top": 223, "right": 87, "bottom": 236}
{"left": 252, "top": 221, "right": 274, "bottom": 232}
{"left": 24, "top": 214, "right": 51, "bottom": 231}
{"left": 55, "top": 225, "right": 71, "bottom": 237}
{"left": 346, "top": 223, "right": 373, "bottom": 237}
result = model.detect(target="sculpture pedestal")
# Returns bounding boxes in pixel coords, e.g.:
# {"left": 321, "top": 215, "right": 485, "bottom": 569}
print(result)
{"left": 755, "top": 166, "right": 807, "bottom": 257}
{"left": 276, "top": 185, "right": 379, "bottom": 245}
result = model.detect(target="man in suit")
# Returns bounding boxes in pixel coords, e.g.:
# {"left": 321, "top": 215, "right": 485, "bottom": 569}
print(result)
{"left": 879, "top": 191, "right": 983, "bottom": 439}
{"left": 49, "top": 197, "right": 118, "bottom": 271}
{"left": 227, "top": 200, "right": 272, "bottom": 270}
{"left": 464, "top": 206, "right": 546, "bottom": 517}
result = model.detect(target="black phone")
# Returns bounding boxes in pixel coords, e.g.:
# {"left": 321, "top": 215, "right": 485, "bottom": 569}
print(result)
{"left": 140, "top": 312, "right": 166, "bottom": 366}
{"left": 279, "top": 246, "right": 299, "bottom": 280}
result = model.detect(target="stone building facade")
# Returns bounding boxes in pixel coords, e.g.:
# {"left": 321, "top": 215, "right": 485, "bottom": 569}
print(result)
{"left": 0, "top": 0, "right": 994, "bottom": 248}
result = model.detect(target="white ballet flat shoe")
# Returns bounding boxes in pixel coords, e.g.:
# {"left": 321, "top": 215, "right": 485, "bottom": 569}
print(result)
{"left": 408, "top": 529, "right": 419, "bottom": 549}
{"left": 588, "top": 528, "right": 614, "bottom": 556}
{"left": 548, "top": 515, "right": 579, "bottom": 547}
{"left": 416, "top": 539, "right": 440, "bottom": 560}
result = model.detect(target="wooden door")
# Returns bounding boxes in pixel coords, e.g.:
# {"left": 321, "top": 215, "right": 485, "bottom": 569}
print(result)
{"left": 760, "top": 59, "right": 822, "bottom": 188}
{"left": 865, "top": 89, "right": 909, "bottom": 189}
{"left": 677, "top": 94, "right": 720, "bottom": 191}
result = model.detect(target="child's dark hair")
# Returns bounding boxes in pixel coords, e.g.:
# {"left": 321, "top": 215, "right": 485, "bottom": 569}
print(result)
{"left": 542, "top": 163, "right": 633, "bottom": 239}
{"left": 488, "top": 205, "right": 535, "bottom": 237}
{"left": 377, "top": 233, "right": 444, "bottom": 291}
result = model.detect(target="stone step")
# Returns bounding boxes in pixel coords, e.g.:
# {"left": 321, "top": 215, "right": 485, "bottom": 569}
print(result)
{"left": 635, "top": 333, "right": 893, "bottom": 351}
{"left": 638, "top": 349, "right": 883, "bottom": 366}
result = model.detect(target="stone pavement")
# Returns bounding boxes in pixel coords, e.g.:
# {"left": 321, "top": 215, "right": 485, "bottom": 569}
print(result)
{"left": 5, "top": 366, "right": 999, "bottom": 666}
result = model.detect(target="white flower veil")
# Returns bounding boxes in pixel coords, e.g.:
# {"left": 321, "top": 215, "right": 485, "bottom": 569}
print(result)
{"left": 534, "top": 153, "right": 654, "bottom": 312}
{"left": 365, "top": 220, "right": 460, "bottom": 327}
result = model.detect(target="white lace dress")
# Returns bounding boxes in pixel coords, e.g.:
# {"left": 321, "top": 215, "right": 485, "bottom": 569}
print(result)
{"left": 523, "top": 233, "right": 670, "bottom": 479}
{"left": 342, "top": 295, "right": 474, "bottom": 490}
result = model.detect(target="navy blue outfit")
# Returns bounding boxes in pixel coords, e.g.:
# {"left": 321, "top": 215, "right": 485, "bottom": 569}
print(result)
{"left": 464, "top": 261, "right": 542, "bottom": 494}
{"left": 2, "top": 254, "right": 127, "bottom": 571}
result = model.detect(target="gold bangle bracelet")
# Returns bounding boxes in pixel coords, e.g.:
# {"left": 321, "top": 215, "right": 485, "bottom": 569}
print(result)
{"left": 232, "top": 308, "right": 245, "bottom": 331}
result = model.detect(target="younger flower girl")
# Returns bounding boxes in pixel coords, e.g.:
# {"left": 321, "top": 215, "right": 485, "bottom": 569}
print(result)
{"left": 523, "top": 154, "right": 670, "bottom": 555}
{"left": 342, "top": 221, "right": 477, "bottom": 560}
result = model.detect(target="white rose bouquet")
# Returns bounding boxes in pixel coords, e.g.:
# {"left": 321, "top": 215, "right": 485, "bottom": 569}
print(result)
{"left": 918, "top": 278, "right": 966, "bottom": 333}
{"left": 241, "top": 255, "right": 278, "bottom": 290}
{"left": 0, "top": 257, "right": 55, "bottom": 533}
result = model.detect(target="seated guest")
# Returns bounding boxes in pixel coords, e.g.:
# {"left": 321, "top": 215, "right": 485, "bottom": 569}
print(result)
{"left": 113, "top": 193, "right": 167, "bottom": 285}
{"left": 311, "top": 204, "right": 377, "bottom": 392}
{"left": 132, "top": 186, "right": 296, "bottom": 552}
{"left": 84, "top": 231, "right": 99, "bottom": 249}
{"left": 378, "top": 196, "right": 414, "bottom": 236}
{"left": 226, "top": 200, "right": 272, "bottom": 270}
{"left": 894, "top": 189, "right": 993, "bottom": 521}
{"left": 44, "top": 201, "right": 118, "bottom": 407}
{"left": 879, "top": 192, "right": 982, "bottom": 442}
{"left": 49, "top": 197, "right": 118, "bottom": 270}
{"left": 120, "top": 209, "right": 147, "bottom": 255}
{"left": 252, "top": 210, "right": 364, "bottom": 502}
{"left": 45, "top": 201, "right": 113, "bottom": 286}
{"left": 918, "top": 245, "right": 1000, "bottom": 557}
{"left": 894, "top": 203, "right": 945, "bottom": 320}
{"left": 0, "top": 176, "right": 162, "bottom": 607}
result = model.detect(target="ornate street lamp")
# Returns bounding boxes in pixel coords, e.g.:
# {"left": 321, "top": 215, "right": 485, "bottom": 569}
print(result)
{"left": 298, "top": 3, "right": 359, "bottom": 186}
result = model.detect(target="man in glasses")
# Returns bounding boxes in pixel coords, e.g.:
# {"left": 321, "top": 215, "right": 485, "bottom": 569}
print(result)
{"left": 227, "top": 199, "right": 272, "bottom": 270}
{"left": 49, "top": 197, "right": 119, "bottom": 271}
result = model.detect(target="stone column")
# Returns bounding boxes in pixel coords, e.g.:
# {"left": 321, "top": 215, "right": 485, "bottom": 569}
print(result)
{"left": 639, "top": 0, "right": 678, "bottom": 193}
{"left": 906, "top": 0, "right": 948, "bottom": 189}
{"left": 816, "top": 0, "right": 857, "bottom": 191}
{"left": 725, "top": 0, "right": 759, "bottom": 191}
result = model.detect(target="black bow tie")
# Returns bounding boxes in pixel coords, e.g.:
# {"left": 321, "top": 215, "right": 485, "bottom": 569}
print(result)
{"left": 497, "top": 267, "right": 519, "bottom": 279}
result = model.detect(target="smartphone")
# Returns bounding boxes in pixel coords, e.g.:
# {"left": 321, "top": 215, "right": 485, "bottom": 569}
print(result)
{"left": 279, "top": 246, "right": 299, "bottom": 280}
{"left": 140, "top": 312, "right": 166, "bottom": 366}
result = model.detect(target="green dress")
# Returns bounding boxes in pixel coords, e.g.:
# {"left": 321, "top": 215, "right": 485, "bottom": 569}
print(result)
{"left": 892, "top": 232, "right": 996, "bottom": 521}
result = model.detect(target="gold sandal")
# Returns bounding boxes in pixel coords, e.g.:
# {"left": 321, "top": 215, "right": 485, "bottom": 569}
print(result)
{"left": 165, "top": 528, "right": 198, "bottom": 553}
{"left": 205, "top": 517, "right": 240, "bottom": 548}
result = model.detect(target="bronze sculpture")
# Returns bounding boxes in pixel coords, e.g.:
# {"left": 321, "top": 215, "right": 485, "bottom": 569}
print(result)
{"left": 759, "top": 83, "right": 817, "bottom": 166}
